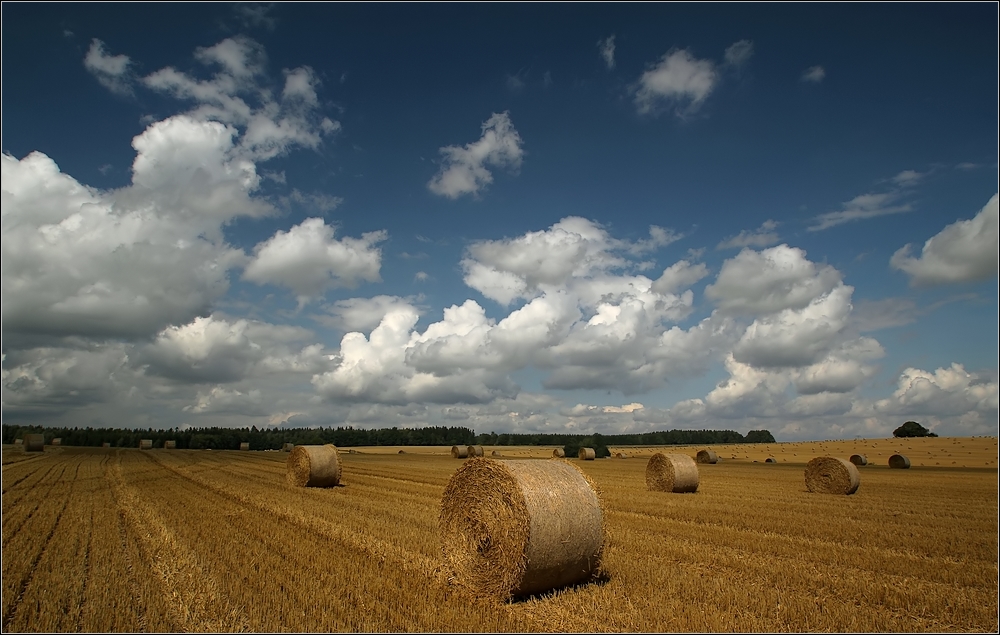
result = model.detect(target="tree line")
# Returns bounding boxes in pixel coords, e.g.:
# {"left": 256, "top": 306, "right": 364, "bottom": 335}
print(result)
{"left": 1, "top": 423, "right": 775, "bottom": 451}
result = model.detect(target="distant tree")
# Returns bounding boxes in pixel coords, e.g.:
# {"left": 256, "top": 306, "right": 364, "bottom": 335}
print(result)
{"left": 745, "top": 429, "right": 776, "bottom": 443}
{"left": 893, "top": 421, "right": 938, "bottom": 438}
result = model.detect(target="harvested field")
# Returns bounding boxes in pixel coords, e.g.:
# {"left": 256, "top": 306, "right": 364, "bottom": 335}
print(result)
{"left": 1, "top": 438, "right": 997, "bottom": 632}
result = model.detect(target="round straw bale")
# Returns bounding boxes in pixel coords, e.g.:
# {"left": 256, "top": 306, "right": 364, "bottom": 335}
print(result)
{"left": 102, "top": 442, "right": 111, "bottom": 448}
{"left": 645, "top": 453, "right": 699, "bottom": 493}
{"left": 491, "top": 450, "right": 502, "bottom": 457}
{"left": 51, "top": 438, "right": 62, "bottom": 446}
{"left": 849, "top": 454, "right": 868, "bottom": 466}
{"left": 286, "top": 444, "right": 342, "bottom": 487}
{"left": 282, "top": 443, "right": 294, "bottom": 452}
{"left": 696, "top": 449, "right": 718, "bottom": 464}
{"left": 552, "top": 448, "right": 565, "bottom": 458}
{"left": 765, "top": 457, "right": 776, "bottom": 463}
{"left": 164, "top": 440, "right": 177, "bottom": 449}
{"left": 578, "top": 447, "right": 596, "bottom": 460}
{"left": 439, "top": 458, "right": 604, "bottom": 600}
{"left": 348, "top": 449, "right": 357, "bottom": 454}
{"left": 888, "top": 454, "right": 911, "bottom": 469}
{"left": 469, "top": 445, "right": 485, "bottom": 457}
{"left": 239, "top": 442, "right": 250, "bottom": 451}
{"left": 451, "top": 445, "right": 469, "bottom": 459}
{"left": 615, "top": 452, "right": 630, "bottom": 459}
{"left": 14, "top": 439, "right": 23, "bottom": 446}
{"left": 398, "top": 449, "right": 405, "bottom": 454}
{"left": 139, "top": 439, "right": 153, "bottom": 450}
{"left": 24, "top": 434, "right": 44, "bottom": 452}
{"left": 804, "top": 457, "right": 860, "bottom": 495}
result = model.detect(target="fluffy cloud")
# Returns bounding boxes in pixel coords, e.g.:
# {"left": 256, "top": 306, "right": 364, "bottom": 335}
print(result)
{"left": 801, "top": 66, "right": 826, "bottom": 83}
{"left": 704, "top": 245, "right": 842, "bottom": 315}
{"left": 427, "top": 112, "right": 524, "bottom": 199}
{"left": 716, "top": 220, "right": 780, "bottom": 250}
{"left": 243, "top": 218, "right": 386, "bottom": 302}
{"left": 598, "top": 35, "right": 616, "bottom": 69}
{"left": 890, "top": 194, "right": 999, "bottom": 286}
{"left": 809, "top": 190, "right": 911, "bottom": 231}
{"left": 2, "top": 345, "right": 130, "bottom": 412}
{"left": 84, "top": 39, "right": 134, "bottom": 96}
{"left": 634, "top": 48, "right": 717, "bottom": 115}
{"left": 723, "top": 40, "right": 754, "bottom": 68}
{"left": 320, "top": 295, "right": 421, "bottom": 334}
{"left": 651, "top": 260, "right": 709, "bottom": 295}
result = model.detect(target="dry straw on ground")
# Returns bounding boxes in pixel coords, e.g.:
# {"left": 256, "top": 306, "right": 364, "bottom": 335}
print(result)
{"left": 804, "top": 457, "right": 860, "bottom": 495}
{"left": 451, "top": 445, "right": 469, "bottom": 459}
{"left": 24, "top": 434, "right": 44, "bottom": 452}
{"left": 850, "top": 454, "right": 868, "bottom": 466}
{"left": 579, "top": 447, "right": 596, "bottom": 460}
{"left": 552, "top": 448, "right": 565, "bottom": 458}
{"left": 645, "top": 453, "right": 700, "bottom": 493}
{"left": 164, "top": 440, "right": 177, "bottom": 449}
{"left": 439, "top": 458, "right": 604, "bottom": 601}
{"left": 286, "top": 444, "right": 342, "bottom": 487}
{"left": 239, "top": 442, "right": 250, "bottom": 451}
{"left": 139, "top": 439, "right": 153, "bottom": 450}
{"left": 469, "top": 445, "right": 485, "bottom": 457}
{"left": 696, "top": 449, "right": 718, "bottom": 464}
{"left": 889, "top": 454, "right": 911, "bottom": 469}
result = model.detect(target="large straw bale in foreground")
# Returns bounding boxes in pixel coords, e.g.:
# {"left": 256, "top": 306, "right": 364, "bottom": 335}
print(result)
{"left": 451, "top": 445, "right": 469, "bottom": 459}
{"left": 579, "top": 447, "right": 596, "bottom": 460}
{"left": 286, "top": 444, "right": 342, "bottom": 487}
{"left": 696, "top": 448, "right": 718, "bottom": 464}
{"left": 469, "top": 445, "right": 485, "bottom": 457}
{"left": 805, "top": 457, "right": 860, "bottom": 495}
{"left": 888, "top": 454, "right": 911, "bottom": 469}
{"left": 645, "top": 453, "right": 699, "bottom": 493}
{"left": 439, "top": 458, "right": 604, "bottom": 600}
{"left": 24, "top": 434, "right": 44, "bottom": 452}
{"left": 552, "top": 448, "right": 565, "bottom": 458}
{"left": 139, "top": 439, "right": 153, "bottom": 450}
{"left": 849, "top": 454, "right": 868, "bottom": 466}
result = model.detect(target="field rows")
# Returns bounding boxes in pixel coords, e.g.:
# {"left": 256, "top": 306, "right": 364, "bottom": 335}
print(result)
{"left": 1, "top": 445, "right": 997, "bottom": 632}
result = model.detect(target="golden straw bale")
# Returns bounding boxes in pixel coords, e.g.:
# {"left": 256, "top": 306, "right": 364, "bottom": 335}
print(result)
{"left": 139, "top": 439, "right": 153, "bottom": 450}
{"left": 51, "top": 438, "right": 62, "bottom": 446}
{"left": 239, "top": 442, "right": 250, "bottom": 451}
{"left": 14, "top": 439, "right": 23, "bottom": 446}
{"left": 696, "top": 449, "right": 718, "bottom": 464}
{"left": 888, "top": 454, "right": 911, "bottom": 469}
{"left": 164, "top": 440, "right": 177, "bottom": 449}
{"left": 552, "top": 448, "right": 565, "bottom": 458}
{"left": 102, "top": 442, "right": 111, "bottom": 448}
{"left": 491, "top": 450, "right": 502, "bottom": 457}
{"left": 804, "top": 457, "right": 860, "bottom": 495}
{"left": 469, "top": 445, "right": 485, "bottom": 457}
{"left": 439, "top": 458, "right": 604, "bottom": 600}
{"left": 451, "top": 445, "right": 469, "bottom": 459}
{"left": 24, "top": 434, "right": 44, "bottom": 452}
{"left": 615, "top": 452, "right": 630, "bottom": 459}
{"left": 645, "top": 453, "right": 699, "bottom": 493}
{"left": 849, "top": 454, "right": 868, "bottom": 466}
{"left": 282, "top": 443, "right": 294, "bottom": 452}
{"left": 765, "top": 457, "right": 776, "bottom": 463}
{"left": 286, "top": 444, "right": 342, "bottom": 487}
{"left": 578, "top": 447, "right": 596, "bottom": 460}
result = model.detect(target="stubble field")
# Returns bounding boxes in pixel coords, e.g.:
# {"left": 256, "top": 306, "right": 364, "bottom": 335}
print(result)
{"left": 1, "top": 437, "right": 997, "bottom": 633}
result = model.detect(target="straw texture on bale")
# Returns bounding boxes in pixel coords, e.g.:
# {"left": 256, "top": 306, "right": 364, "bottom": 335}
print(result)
{"left": 765, "top": 457, "right": 776, "bottom": 463}
{"left": 888, "top": 454, "right": 911, "bottom": 469}
{"left": 849, "top": 454, "right": 868, "bottom": 466}
{"left": 139, "top": 439, "right": 153, "bottom": 450}
{"left": 645, "top": 453, "right": 700, "bottom": 493}
{"left": 286, "top": 444, "right": 342, "bottom": 487}
{"left": 579, "top": 447, "right": 596, "bottom": 460}
{"left": 239, "top": 442, "right": 250, "bottom": 451}
{"left": 282, "top": 443, "right": 294, "bottom": 452}
{"left": 696, "top": 449, "right": 718, "bottom": 464}
{"left": 451, "top": 445, "right": 469, "bottom": 459}
{"left": 24, "top": 434, "right": 44, "bottom": 452}
{"left": 51, "top": 438, "right": 62, "bottom": 446}
{"left": 439, "top": 458, "right": 604, "bottom": 600}
{"left": 164, "top": 440, "right": 177, "bottom": 449}
{"left": 552, "top": 448, "right": 565, "bottom": 458}
{"left": 102, "top": 442, "right": 111, "bottom": 448}
{"left": 469, "top": 445, "right": 485, "bottom": 457}
{"left": 804, "top": 457, "right": 860, "bottom": 495}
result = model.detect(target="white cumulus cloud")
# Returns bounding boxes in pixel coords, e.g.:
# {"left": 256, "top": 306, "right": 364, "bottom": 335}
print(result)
{"left": 427, "top": 112, "right": 524, "bottom": 199}
{"left": 84, "top": 39, "right": 134, "bottom": 96}
{"left": 634, "top": 48, "right": 718, "bottom": 116}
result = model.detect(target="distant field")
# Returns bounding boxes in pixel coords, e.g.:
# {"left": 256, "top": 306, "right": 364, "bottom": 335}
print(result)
{"left": 2, "top": 437, "right": 997, "bottom": 632}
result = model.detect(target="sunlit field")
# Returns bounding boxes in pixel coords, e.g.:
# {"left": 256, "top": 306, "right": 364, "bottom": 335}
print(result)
{"left": 2, "top": 437, "right": 997, "bottom": 632}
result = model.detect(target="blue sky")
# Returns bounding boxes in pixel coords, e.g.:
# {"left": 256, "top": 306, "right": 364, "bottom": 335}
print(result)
{"left": 2, "top": 3, "right": 997, "bottom": 440}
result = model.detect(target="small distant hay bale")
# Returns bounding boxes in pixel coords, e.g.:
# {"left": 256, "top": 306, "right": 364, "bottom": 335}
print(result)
{"left": 164, "top": 440, "right": 177, "bottom": 449}
{"left": 51, "top": 438, "right": 62, "bottom": 446}
{"left": 615, "top": 452, "right": 629, "bottom": 459}
{"left": 469, "top": 445, "right": 485, "bottom": 457}
{"left": 451, "top": 445, "right": 469, "bottom": 459}
{"left": 888, "top": 454, "right": 911, "bottom": 469}
{"left": 239, "top": 442, "right": 250, "bottom": 451}
{"left": 849, "top": 454, "right": 868, "bottom": 466}
{"left": 139, "top": 439, "right": 153, "bottom": 450}
{"left": 645, "top": 453, "right": 699, "bottom": 493}
{"left": 439, "top": 458, "right": 604, "bottom": 600}
{"left": 398, "top": 449, "right": 405, "bottom": 454}
{"left": 24, "top": 434, "right": 44, "bottom": 452}
{"left": 282, "top": 443, "right": 294, "bottom": 452}
{"left": 578, "top": 447, "right": 596, "bottom": 460}
{"left": 552, "top": 448, "right": 565, "bottom": 458}
{"left": 286, "top": 444, "right": 342, "bottom": 487}
{"left": 348, "top": 449, "right": 357, "bottom": 454}
{"left": 765, "top": 457, "right": 777, "bottom": 463}
{"left": 804, "top": 457, "right": 860, "bottom": 495}
{"left": 14, "top": 439, "right": 23, "bottom": 446}
{"left": 696, "top": 449, "right": 718, "bottom": 464}
{"left": 491, "top": 450, "right": 502, "bottom": 457}
{"left": 102, "top": 442, "right": 111, "bottom": 448}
